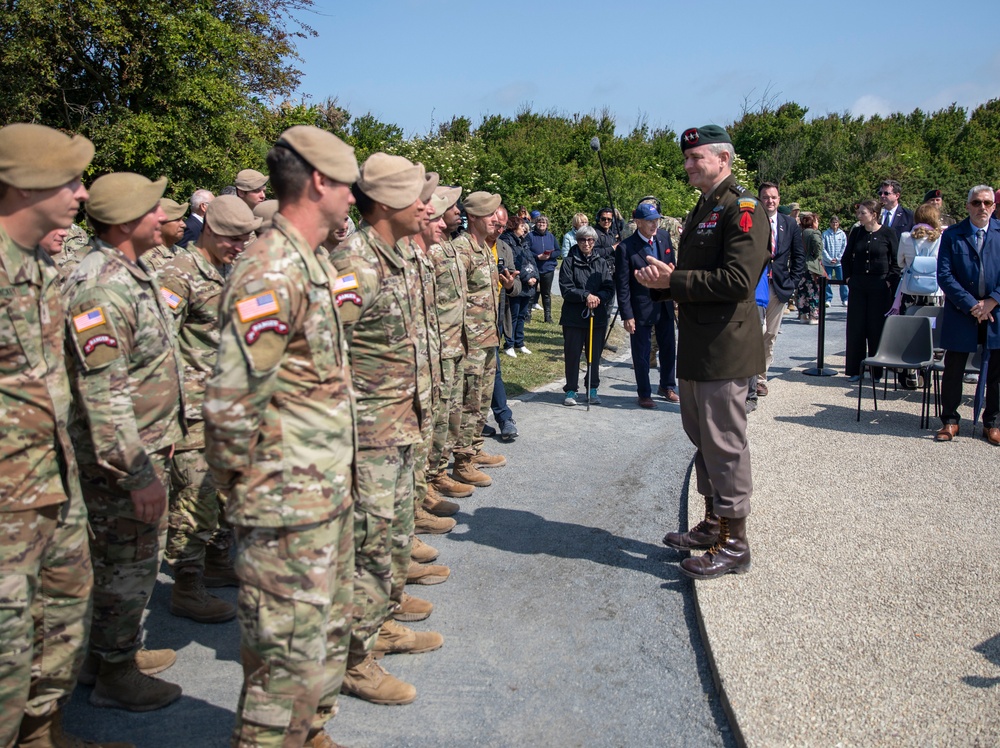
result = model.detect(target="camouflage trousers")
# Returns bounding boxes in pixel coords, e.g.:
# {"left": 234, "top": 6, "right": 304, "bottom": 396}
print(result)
{"left": 428, "top": 354, "right": 464, "bottom": 479}
{"left": 454, "top": 346, "right": 496, "bottom": 455}
{"left": 349, "top": 445, "right": 413, "bottom": 663}
{"left": 167, "top": 447, "right": 229, "bottom": 568}
{"left": 231, "top": 510, "right": 354, "bottom": 748}
{"left": 0, "top": 495, "right": 92, "bottom": 745}
{"left": 82, "top": 453, "right": 169, "bottom": 665}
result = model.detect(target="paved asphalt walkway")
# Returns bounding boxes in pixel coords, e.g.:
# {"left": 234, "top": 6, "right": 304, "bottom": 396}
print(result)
{"left": 62, "top": 303, "right": 997, "bottom": 747}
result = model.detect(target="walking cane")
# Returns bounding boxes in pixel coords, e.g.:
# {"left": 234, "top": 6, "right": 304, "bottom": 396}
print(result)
{"left": 584, "top": 307, "right": 594, "bottom": 411}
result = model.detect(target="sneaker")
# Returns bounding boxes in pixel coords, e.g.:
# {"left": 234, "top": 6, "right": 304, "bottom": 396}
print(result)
{"left": 589, "top": 389, "right": 601, "bottom": 405}
{"left": 563, "top": 391, "right": 577, "bottom": 406}
{"left": 500, "top": 419, "right": 518, "bottom": 441}
{"left": 825, "top": 301, "right": 831, "bottom": 308}
{"left": 533, "top": 303, "right": 543, "bottom": 311}
{"left": 518, "top": 346, "right": 531, "bottom": 354}
{"left": 503, "top": 348, "right": 517, "bottom": 358}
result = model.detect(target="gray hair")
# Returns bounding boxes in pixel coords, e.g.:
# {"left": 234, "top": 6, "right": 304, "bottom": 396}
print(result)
{"left": 708, "top": 142, "right": 736, "bottom": 163}
{"left": 575, "top": 225, "right": 598, "bottom": 241}
{"left": 190, "top": 189, "right": 214, "bottom": 210}
{"left": 968, "top": 185, "right": 995, "bottom": 203}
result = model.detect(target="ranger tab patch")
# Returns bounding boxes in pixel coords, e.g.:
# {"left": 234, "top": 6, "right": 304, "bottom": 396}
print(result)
{"left": 73, "top": 307, "right": 106, "bottom": 332}
{"left": 335, "top": 291, "right": 362, "bottom": 307}
{"left": 161, "top": 287, "right": 182, "bottom": 309}
{"left": 83, "top": 334, "right": 118, "bottom": 354}
{"left": 738, "top": 197, "right": 758, "bottom": 233}
{"left": 236, "top": 291, "right": 280, "bottom": 323}
{"left": 245, "top": 318, "right": 289, "bottom": 345}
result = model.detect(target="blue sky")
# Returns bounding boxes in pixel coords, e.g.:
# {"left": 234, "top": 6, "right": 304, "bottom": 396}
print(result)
{"left": 292, "top": 1, "right": 997, "bottom": 138}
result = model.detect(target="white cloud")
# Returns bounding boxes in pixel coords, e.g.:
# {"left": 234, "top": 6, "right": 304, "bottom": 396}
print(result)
{"left": 849, "top": 94, "right": 893, "bottom": 119}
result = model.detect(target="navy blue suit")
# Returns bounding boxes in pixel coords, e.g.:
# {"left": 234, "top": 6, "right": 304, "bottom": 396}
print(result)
{"left": 179, "top": 214, "right": 203, "bottom": 248}
{"left": 883, "top": 206, "right": 914, "bottom": 239}
{"left": 615, "top": 228, "right": 677, "bottom": 397}
{"left": 937, "top": 216, "right": 1000, "bottom": 428}
{"left": 768, "top": 213, "right": 805, "bottom": 303}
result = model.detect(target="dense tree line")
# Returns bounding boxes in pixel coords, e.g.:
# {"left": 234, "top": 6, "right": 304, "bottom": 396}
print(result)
{"left": 3, "top": 3, "right": 997, "bottom": 230}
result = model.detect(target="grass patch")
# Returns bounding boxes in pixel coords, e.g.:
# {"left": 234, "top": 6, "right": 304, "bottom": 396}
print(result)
{"left": 499, "top": 295, "right": 627, "bottom": 397}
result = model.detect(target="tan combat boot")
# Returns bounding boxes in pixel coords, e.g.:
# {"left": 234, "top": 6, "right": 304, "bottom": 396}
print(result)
{"left": 342, "top": 653, "right": 416, "bottom": 705}
{"left": 16, "top": 709, "right": 135, "bottom": 748}
{"left": 410, "top": 536, "right": 439, "bottom": 563}
{"left": 414, "top": 505, "right": 455, "bottom": 535}
{"left": 90, "top": 658, "right": 182, "bottom": 712}
{"left": 451, "top": 453, "right": 491, "bottom": 487}
{"left": 78, "top": 648, "right": 176, "bottom": 686}
{"left": 170, "top": 566, "right": 237, "bottom": 623}
{"left": 203, "top": 542, "right": 239, "bottom": 587}
{"left": 393, "top": 592, "right": 433, "bottom": 622}
{"left": 406, "top": 560, "right": 450, "bottom": 585}
{"left": 472, "top": 449, "right": 506, "bottom": 468}
{"left": 422, "top": 483, "right": 459, "bottom": 517}
{"left": 431, "top": 472, "right": 474, "bottom": 499}
{"left": 373, "top": 619, "right": 444, "bottom": 655}
{"left": 305, "top": 732, "right": 348, "bottom": 748}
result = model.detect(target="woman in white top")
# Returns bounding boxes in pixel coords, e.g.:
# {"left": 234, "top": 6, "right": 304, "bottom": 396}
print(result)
{"left": 897, "top": 202, "right": 944, "bottom": 309}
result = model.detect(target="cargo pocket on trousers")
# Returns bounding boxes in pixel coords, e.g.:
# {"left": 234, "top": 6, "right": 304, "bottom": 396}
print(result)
{"left": 0, "top": 574, "right": 30, "bottom": 661}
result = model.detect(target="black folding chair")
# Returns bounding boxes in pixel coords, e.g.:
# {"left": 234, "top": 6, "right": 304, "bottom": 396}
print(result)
{"left": 856, "top": 315, "right": 936, "bottom": 428}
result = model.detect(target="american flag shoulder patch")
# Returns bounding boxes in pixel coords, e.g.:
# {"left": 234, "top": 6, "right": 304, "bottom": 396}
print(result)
{"left": 333, "top": 273, "right": 358, "bottom": 293}
{"left": 236, "top": 291, "right": 280, "bottom": 323}
{"left": 73, "top": 307, "right": 106, "bottom": 332}
{"left": 161, "top": 287, "right": 182, "bottom": 309}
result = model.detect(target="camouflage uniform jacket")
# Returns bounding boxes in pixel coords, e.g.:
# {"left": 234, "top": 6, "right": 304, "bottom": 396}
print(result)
{"left": 329, "top": 225, "right": 423, "bottom": 447}
{"left": 0, "top": 227, "right": 82, "bottom": 511}
{"left": 157, "top": 245, "right": 225, "bottom": 450}
{"left": 451, "top": 232, "right": 499, "bottom": 349}
{"left": 426, "top": 239, "right": 467, "bottom": 359}
{"left": 142, "top": 243, "right": 179, "bottom": 273}
{"left": 63, "top": 240, "right": 185, "bottom": 491}
{"left": 204, "top": 213, "right": 356, "bottom": 527}
{"left": 405, "top": 239, "right": 439, "bottom": 420}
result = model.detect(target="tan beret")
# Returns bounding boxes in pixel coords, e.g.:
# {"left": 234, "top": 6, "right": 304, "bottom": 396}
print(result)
{"left": 429, "top": 193, "right": 451, "bottom": 221}
{"left": 160, "top": 198, "right": 189, "bottom": 221}
{"left": 433, "top": 185, "right": 462, "bottom": 211}
{"left": 0, "top": 123, "right": 95, "bottom": 190}
{"left": 464, "top": 191, "right": 502, "bottom": 217}
{"left": 419, "top": 171, "right": 440, "bottom": 204}
{"left": 235, "top": 169, "right": 268, "bottom": 191}
{"left": 276, "top": 126, "right": 359, "bottom": 184}
{"left": 206, "top": 195, "right": 263, "bottom": 236}
{"left": 253, "top": 199, "right": 279, "bottom": 229}
{"left": 357, "top": 153, "right": 425, "bottom": 210}
{"left": 86, "top": 173, "right": 168, "bottom": 225}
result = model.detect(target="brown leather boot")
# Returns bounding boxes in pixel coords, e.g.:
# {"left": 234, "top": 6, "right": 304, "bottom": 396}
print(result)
{"left": 393, "top": 592, "right": 433, "bottom": 622}
{"left": 663, "top": 495, "right": 720, "bottom": 551}
{"left": 410, "top": 536, "right": 439, "bottom": 563}
{"left": 414, "top": 505, "right": 455, "bottom": 535}
{"left": 89, "top": 658, "right": 182, "bottom": 712}
{"left": 406, "top": 560, "right": 450, "bottom": 585}
{"left": 423, "top": 483, "right": 459, "bottom": 517}
{"left": 431, "top": 472, "right": 474, "bottom": 498}
{"left": 305, "top": 731, "right": 348, "bottom": 748}
{"left": 78, "top": 648, "right": 176, "bottom": 686}
{"left": 472, "top": 450, "right": 506, "bottom": 468}
{"left": 373, "top": 619, "right": 444, "bottom": 655}
{"left": 451, "top": 453, "right": 491, "bottom": 487}
{"left": 342, "top": 654, "right": 416, "bottom": 704}
{"left": 679, "top": 516, "right": 751, "bottom": 580}
{"left": 17, "top": 709, "right": 135, "bottom": 748}
{"left": 203, "top": 542, "right": 239, "bottom": 588}
{"left": 170, "top": 566, "right": 237, "bottom": 623}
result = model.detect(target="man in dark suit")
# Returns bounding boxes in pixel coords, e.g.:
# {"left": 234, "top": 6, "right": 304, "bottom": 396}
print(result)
{"left": 614, "top": 202, "right": 677, "bottom": 408}
{"left": 179, "top": 188, "right": 213, "bottom": 247}
{"left": 935, "top": 185, "right": 1000, "bottom": 445}
{"left": 757, "top": 182, "right": 805, "bottom": 395}
{"left": 878, "top": 179, "right": 914, "bottom": 238}
{"left": 635, "top": 124, "right": 770, "bottom": 579}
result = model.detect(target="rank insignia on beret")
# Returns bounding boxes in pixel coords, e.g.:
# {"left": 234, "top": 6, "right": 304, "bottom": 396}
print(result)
{"left": 236, "top": 291, "right": 279, "bottom": 323}
{"left": 682, "top": 128, "right": 699, "bottom": 145}
{"left": 160, "top": 287, "right": 182, "bottom": 309}
{"left": 245, "top": 318, "right": 289, "bottom": 345}
{"left": 73, "top": 307, "right": 106, "bottom": 332}
{"left": 83, "top": 334, "right": 118, "bottom": 355}
{"left": 333, "top": 273, "right": 358, "bottom": 293}
{"left": 335, "top": 291, "right": 362, "bottom": 307}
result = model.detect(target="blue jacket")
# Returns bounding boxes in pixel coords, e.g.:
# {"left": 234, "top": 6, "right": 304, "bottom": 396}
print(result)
{"left": 938, "top": 217, "right": 1000, "bottom": 352}
{"left": 529, "top": 229, "right": 560, "bottom": 274}
{"left": 613, "top": 228, "right": 675, "bottom": 326}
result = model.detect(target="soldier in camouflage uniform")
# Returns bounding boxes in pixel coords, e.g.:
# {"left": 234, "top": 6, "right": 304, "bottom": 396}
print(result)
{"left": 142, "top": 198, "right": 189, "bottom": 272}
{"left": 450, "top": 192, "right": 509, "bottom": 487}
{"left": 159, "top": 196, "right": 262, "bottom": 625}
{"left": 0, "top": 124, "right": 134, "bottom": 748}
{"left": 204, "top": 126, "right": 359, "bottom": 748}
{"left": 50, "top": 221, "right": 93, "bottom": 281}
{"left": 63, "top": 172, "right": 187, "bottom": 714}
{"left": 328, "top": 154, "right": 444, "bottom": 707}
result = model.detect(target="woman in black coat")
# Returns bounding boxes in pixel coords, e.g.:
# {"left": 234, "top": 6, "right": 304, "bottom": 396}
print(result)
{"left": 842, "top": 199, "right": 900, "bottom": 381}
{"left": 559, "top": 225, "right": 614, "bottom": 405}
